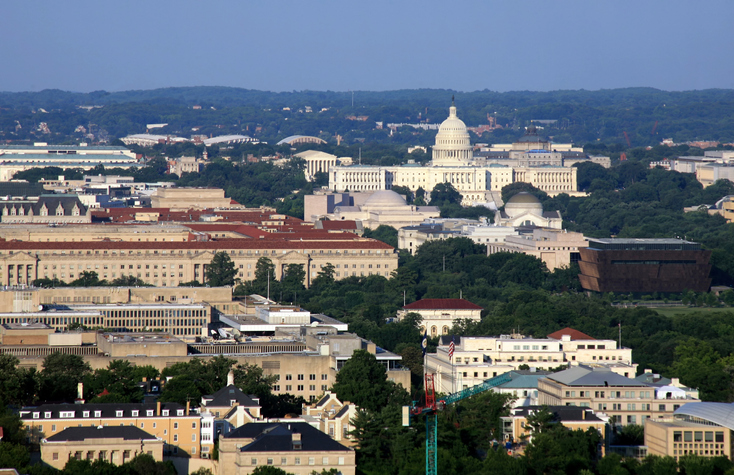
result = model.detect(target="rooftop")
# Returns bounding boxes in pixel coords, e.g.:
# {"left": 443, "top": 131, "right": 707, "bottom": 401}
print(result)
{"left": 403, "top": 298, "right": 483, "bottom": 311}
{"left": 586, "top": 238, "right": 701, "bottom": 251}
{"left": 45, "top": 426, "right": 157, "bottom": 442}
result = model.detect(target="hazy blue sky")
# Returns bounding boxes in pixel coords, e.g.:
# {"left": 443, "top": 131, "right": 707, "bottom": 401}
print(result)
{"left": 3, "top": 0, "right": 734, "bottom": 93}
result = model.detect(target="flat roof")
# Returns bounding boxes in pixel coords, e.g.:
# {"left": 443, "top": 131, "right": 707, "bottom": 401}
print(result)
{"left": 586, "top": 238, "right": 701, "bottom": 251}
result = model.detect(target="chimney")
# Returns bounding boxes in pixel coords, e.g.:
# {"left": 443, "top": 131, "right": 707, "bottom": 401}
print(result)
{"left": 186, "top": 401, "right": 190, "bottom": 415}
{"left": 227, "top": 370, "right": 234, "bottom": 387}
{"left": 672, "top": 377, "right": 680, "bottom": 387}
{"left": 77, "top": 382, "right": 84, "bottom": 400}
{"left": 156, "top": 401, "right": 161, "bottom": 417}
{"left": 582, "top": 409, "right": 586, "bottom": 420}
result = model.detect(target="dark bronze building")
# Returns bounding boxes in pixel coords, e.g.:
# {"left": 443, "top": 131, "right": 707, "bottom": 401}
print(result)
{"left": 578, "top": 238, "right": 712, "bottom": 293}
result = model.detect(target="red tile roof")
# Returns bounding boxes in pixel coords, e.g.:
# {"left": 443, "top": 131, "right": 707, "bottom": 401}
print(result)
{"left": 547, "top": 327, "right": 596, "bottom": 341}
{"left": 403, "top": 298, "right": 483, "bottom": 310}
{"left": 0, "top": 239, "right": 393, "bottom": 251}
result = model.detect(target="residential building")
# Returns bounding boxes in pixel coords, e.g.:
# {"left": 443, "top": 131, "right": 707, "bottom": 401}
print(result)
{"left": 578, "top": 238, "right": 713, "bottom": 293}
{"left": 22, "top": 401, "right": 201, "bottom": 457}
{"left": 501, "top": 405, "right": 609, "bottom": 446}
{"left": 645, "top": 402, "right": 734, "bottom": 461}
{"left": 301, "top": 391, "right": 358, "bottom": 446}
{"left": 40, "top": 426, "right": 163, "bottom": 470}
{"left": 537, "top": 365, "right": 700, "bottom": 426}
{"left": 200, "top": 381, "right": 263, "bottom": 457}
{"left": 218, "top": 422, "right": 355, "bottom": 475}
{"left": 397, "top": 298, "right": 483, "bottom": 337}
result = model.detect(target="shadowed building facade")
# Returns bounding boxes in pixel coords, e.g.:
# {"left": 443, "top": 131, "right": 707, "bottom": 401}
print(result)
{"left": 578, "top": 238, "right": 712, "bottom": 293}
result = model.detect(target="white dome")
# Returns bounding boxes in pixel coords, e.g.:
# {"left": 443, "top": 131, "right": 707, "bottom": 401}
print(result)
{"left": 432, "top": 102, "right": 472, "bottom": 165}
{"left": 437, "top": 105, "right": 469, "bottom": 137}
{"left": 504, "top": 192, "right": 543, "bottom": 218}
{"left": 364, "top": 190, "right": 407, "bottom": 207}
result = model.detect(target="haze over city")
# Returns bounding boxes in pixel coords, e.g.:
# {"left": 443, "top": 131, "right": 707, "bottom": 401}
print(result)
{"left": 3, "top": 0, "right": 734, "bottom": 93}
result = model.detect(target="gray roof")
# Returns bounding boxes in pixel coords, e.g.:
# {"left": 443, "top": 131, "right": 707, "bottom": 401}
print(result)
{"left": 203, "top": 385, "right": 259, "bottom": 408}
{"left": 546, "top": 365, "right": 644, "bottom": 387}
{"left": 0, "top": 195, "right": 88, "bottom": 217}
{"left": 45, "top": 426, "right": 157, "bottom": 442}
{"left": 225, "top": 422, "right": 351, "bottom": 453}
{"left": 498, "top": 372, "right": 551, "bottom": 389}
{"left": 674, "top": 402, "right": 734, "bottom": 430}
{"left": 510, "top": 405, "right": 603, "bottom": 423}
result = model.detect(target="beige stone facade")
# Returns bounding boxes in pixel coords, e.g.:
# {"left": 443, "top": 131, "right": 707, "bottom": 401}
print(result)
{"left": 397, "top": 298, "right": 483, "bottom": 337}
{"left": 150, "top": 187, "right": 233, "bottom": 210}
{"left": 645, "top": 419, "right": 731, "bottom": 461}
{"left": 0, "top": 238, "right": 397, "bottom": 288}
{"left": 301, "top": 391, "right": 358, "bottom": 446}
{"left": 488, "top": 228, "right": 588, "bottom": 271}
{"left": 41, "top": 428, "right": 164, "bottom": 470}
{"left": 25, "top": 402, "right": 200, "bottom": 458}
{"left": 537, "top": 365, "right": 699, "bottom": 426}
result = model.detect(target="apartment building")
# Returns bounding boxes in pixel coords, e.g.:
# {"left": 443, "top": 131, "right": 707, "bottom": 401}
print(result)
{"left": 501, "top": 405, "right": 609, "bottom": 446}
{"left": 40, "top": 426, "right": 163, "bottom": 470}
{"left": 21, "top": 401, "right": 202, "bottom": 457}
{"left": 301, "top": 391, "right": 358, "bottom": 446}
{"left": 218, "top": 422, "right": 355, "bottom": 475}
{"left": 537, "top": 365, "right": 700, "bottom": 426}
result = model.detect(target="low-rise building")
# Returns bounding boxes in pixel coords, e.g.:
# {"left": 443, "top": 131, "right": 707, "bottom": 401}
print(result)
{"left": 22, "top": 401, "right": 200, "bottom": 457}
{"left": 397, "top": 298, "right": 483, "bottom": 337}
{"left": 645, "top": 402, "right": 734, "bottom": 461}
{"left": 578, "top": 238, "right": 713, "bottom": 293}
{"left": 40, "top": 426, "right": 163, "bottom": 470}
{"left": 218, "top": 422, "right": 355, "bottom": 475}
{"left": 426, "top": 329, "right": 636, "bottom": 395}
{"left": 493, "top": 192, "right": 563, "bottom": 229}
{"left": 538, "top": 365, "right": 700, "bottom": 426}
{"left": 150, "top": 187, "right": 234, "bottom": 210}
{"left": 501, "top": 405, "right": 609, "bottom": 446}
{"left": 488, "top": 228, "right": 587, "bottom": 271}
{"left": 301, "top": 391, "right": 357, "bottom": 446}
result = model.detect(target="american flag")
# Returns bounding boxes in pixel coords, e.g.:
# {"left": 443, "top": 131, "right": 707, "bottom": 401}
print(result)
{"left": 448, "top": 336, "right": 455, "bottom": 360}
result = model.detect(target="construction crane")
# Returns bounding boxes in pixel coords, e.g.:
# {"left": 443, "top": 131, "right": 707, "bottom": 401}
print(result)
{"left": 623, "top": 131, "right": 632, "bottom": 148}
{"left": 651, "top": 120, "right": 659, "bottom": 136}
{"left": 405, "top": 372, "right": 512, "bottom": 475}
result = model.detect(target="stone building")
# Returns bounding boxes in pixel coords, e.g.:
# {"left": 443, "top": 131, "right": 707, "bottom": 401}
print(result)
{"left": 41, "top": 426, "right": 163, "bottom": 470}
{"left": 329, "top": 102, "right": 581, "bottom": 206}
{"left": 0, "top": 195, "right": 90, "bottom": 224}
{"left": 218, "top": 422, "right": 355, "bottom": 475}
{"left": 397, "top": 298, "right": 483, "bottom": 337}
{"left": 324, "top": 190, "right": 440, "bottom": 230}
{"left": 487, "top": 228, "right": 587, "bottom": 271}
{"left": 149, "top": 187, "right": 233, "bottom": 210}
{"left": 493, "top": 192, "right": 562, "bottom": 229}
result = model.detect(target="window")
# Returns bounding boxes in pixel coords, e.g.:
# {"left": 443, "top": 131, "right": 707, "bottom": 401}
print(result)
{"left": 95, "top": 411, "right": 101, "bottom": 417}
{"left": 116, "top": 411, "right": 123, "bottom": 417}
{"left": 286, "top": 374, "right": 292, "bottom": 381}
{"left": 297, "top": 385, "right": 304, "bottom": 391}
{"left": 131, "top": 410, "right": 138, "bottom": 417}
{"left": 310, "top": 374, "right": 316, "bottom": 380}
{"left": 192, "top": 422, "right": 197, "bottom": 429}
{"left": 60, "top": 411, "right": 74, "bottom": 418}
{"left": 192, "top": 434, "right": 196, "bottom": 441}
{"left": 309, "top": 457, "right": 315, "bottom": 465}
{"left": 267, "top": 458, "right": 273, "bottom": 465}
{"left": 298, "top": 374, "right": 304, "bottom": 381}
{"left": 173, "top": 434, "right": 178, "bottom": 442}
{"left": 321, "top": 374, "right": 328, "bottom": 380}
{"left": 251, "top": 458, "right": 258, "bottom": 466}
{"left": 51, "top": 424, "right": 56, "bottom": 432}
{"left": 322, "top": 457, "right": 329, "bottom": 464}
{"left": 82, "top": 411, "right": 90, "bottom": 418}
{"left": 281, "top": 457, "right": 287, "bottom": 465}
{"left": 162, "top": 410, "right": 169, "bottom": 416}
{"left": 295, "top": 458, "right": 301, "bottom": 465}
{"left": 147, "top": 410, "right": 154, "bottom": 416}
{"left": 174, "top": 422, "right": 178, "bottom": 429}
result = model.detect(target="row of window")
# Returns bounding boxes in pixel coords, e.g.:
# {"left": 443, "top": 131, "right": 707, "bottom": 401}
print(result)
{"left": 564, "top": 390, "right": 653, "bottom": 399}
{"left": 34, "top": 409, "right": 186, "bottom": 419}
{"left": 275, "top": 385, "right": 328, "bottom": 393}
{"left": 282, "top": 374, "right": 327, "bottom": 381}
{"left": 252, "top": 456, "right": 346, "bottom": 466}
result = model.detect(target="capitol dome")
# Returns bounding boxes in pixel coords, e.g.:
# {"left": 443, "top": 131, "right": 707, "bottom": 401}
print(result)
{"left": 504, "top": 192, "right": 543, "bottom": 218}
{"left": 432, "top": 99, "right": 472, "bottom": 166}
{"left": 363, "top": 190, "right": 408, "bottom": 207}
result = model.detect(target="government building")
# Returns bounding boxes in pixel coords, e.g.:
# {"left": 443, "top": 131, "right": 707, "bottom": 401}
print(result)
{"left": 328, "top": 101, "right": 587, "bottom": 206}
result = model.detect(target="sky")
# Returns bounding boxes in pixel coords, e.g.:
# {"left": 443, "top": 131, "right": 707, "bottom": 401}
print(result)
{"left": 2, "top": 0, "right": 734, "bottom": 93}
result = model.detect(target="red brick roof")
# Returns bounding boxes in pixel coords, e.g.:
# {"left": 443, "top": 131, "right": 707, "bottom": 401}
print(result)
{"left": 319, "top": 220, "right": 359, "bottom": 231}
{"left": 403, "top": 299, "right": 483, "bottom": 310}
{"left": 0, "top": 239, "right": 393, "bottom": 251}
{"left": 547, "top": 327, "right": 596, "bottom": 341}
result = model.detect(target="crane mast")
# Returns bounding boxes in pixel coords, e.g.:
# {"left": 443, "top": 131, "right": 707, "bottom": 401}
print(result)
{"left": 406, "top": 372, "right": 512, "bottom": 474}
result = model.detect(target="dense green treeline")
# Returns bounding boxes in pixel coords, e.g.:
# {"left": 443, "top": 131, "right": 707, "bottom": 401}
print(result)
{"left": 4, "top": 87, "right": 734, "bottom": 147}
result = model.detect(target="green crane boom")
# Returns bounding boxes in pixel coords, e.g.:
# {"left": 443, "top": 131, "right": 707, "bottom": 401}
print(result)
{"left": 406, "top": 372, "right": 513, "bottom": 475}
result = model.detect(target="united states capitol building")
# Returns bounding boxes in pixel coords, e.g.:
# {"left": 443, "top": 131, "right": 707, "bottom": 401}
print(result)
{"left": 328, "top": 101, "right": 607, "bottom": 206}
